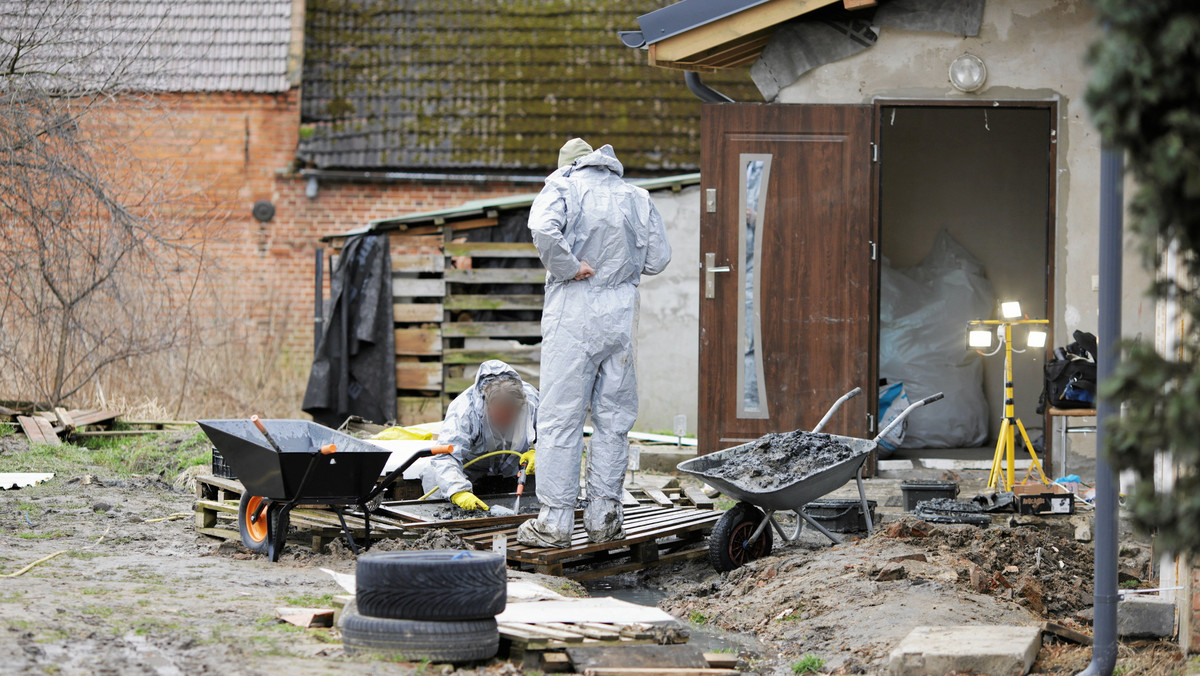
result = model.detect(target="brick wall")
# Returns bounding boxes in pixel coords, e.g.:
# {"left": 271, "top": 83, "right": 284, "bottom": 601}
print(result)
{"left": 109, "top": 89, "right": 531, "bottom": 415}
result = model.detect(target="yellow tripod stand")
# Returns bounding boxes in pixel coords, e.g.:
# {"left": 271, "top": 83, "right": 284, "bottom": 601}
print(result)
{"left": 971, "top": 319, "right": 1052, "bottom": 491}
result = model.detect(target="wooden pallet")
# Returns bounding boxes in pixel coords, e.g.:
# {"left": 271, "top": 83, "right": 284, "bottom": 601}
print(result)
{"left": 459, "top": 504, "right": 722, "bottom": 579}
{"left": 626, "top": 478, "right": 714, "bottom": 510}
{"left": 193, "top": 475, "right": 413, "bottom": 551}
{"left": 501, "top": 621, "right": 675, "bottom": 667}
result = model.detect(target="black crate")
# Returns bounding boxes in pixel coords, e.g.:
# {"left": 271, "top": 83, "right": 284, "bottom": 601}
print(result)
{"left": 803, "top": 498, "right": 877, "bottom": 533}
{"left": 900, "top": 480, "right": 959, "bottom": 512}
{"left": 211, "top": 447, "right": 236, "bottom": 479}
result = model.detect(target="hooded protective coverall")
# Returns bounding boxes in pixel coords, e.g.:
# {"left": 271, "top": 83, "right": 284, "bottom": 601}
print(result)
{"left": 420, "top": 360, "right": 538, "bottom": 499}
{"left": 516, "top": 145, "right": 671, "bottom": 547}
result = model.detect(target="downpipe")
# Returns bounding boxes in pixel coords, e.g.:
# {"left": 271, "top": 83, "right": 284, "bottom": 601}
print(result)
{"left": 684, "top": 71, "right": 734, "bottom": 103}
{"left": 1076, "top": 145, "right": 1123, "bottom": 676}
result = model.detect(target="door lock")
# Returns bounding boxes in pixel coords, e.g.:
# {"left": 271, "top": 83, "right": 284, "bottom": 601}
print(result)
{"left": 704, "top": 252, "right": 731, "bottom": 299}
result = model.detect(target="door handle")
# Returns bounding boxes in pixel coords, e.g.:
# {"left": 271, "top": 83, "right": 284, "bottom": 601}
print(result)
{"left": 704, "top": 252, "right": 731, "bottom": 299}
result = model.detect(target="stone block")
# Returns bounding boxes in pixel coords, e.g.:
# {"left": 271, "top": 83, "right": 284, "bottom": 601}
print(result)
{"left": 887, "top": 625, "right": 1041, "bottom": 676}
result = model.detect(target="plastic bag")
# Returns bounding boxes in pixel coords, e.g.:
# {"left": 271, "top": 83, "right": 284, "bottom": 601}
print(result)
{"left": 876, "top": 381, "right": 910, "bottom": 457}
{"left": 879, "top": 231, "right": 994, "bottom": 448}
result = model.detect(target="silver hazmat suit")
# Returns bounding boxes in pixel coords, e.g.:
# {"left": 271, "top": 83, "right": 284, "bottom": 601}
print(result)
{"left": 420, "top": 360, "right": 538, "bottom": 498}
{"left": 516, "top": 145, "right": 671, "bottom": 547}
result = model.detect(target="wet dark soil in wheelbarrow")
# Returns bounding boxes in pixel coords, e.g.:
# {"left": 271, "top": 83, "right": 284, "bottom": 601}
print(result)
{"left": 701, "top": 431, "right": 858, "bottom": 492}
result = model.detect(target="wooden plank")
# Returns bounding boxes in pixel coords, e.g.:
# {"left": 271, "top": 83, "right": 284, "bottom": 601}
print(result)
{"left": 53, "top": 408, "right": 75, "bottom": 432}
{"left": 445, "top": 242, "right": 539, "bottom": 258}
{"left": 511, "top": 624, "right": 586, "bottom": 643}
{"left": 397, "top": 396, "right": 443, "bottom": 425}
{"left": 195, "top": 526, "right": 239, "bottom": 540}
{"left": 391, "top": 253, "right": 444, "bottom": 273}
{"left": 441, "top": 322, "right": 543, "bottom": 338}
{"left": 682, "top": 488, "right": 714, "bottom": 510}
{"left": 446, "top": 376, "right": 539, "bottom": 394}
{"left": 72, "top": 430, "right": 159, "bottom": 438}
{"left": 621, "top": 490, "right": 640, "bottom": 508}
{"left": 29, "top": 416, "right": 60, "bottom": 446}
{"left": 196, "top": 474, "right": 244, "bottom": 494}
{"left": 843, "top": 0, "right": 876, "bottom": 7}
{"left": 17, "top": 416, "right": 50, "bottom": 444}
{"left": 396, "top": 363, "right": 442, "bottom": 391}
{"left": 704, "top": 654, "right": 739, "bottom": 669}
{"left": 642, "top": 487, "right": 674, "bottom": 508}
{"left": 651, "top": 0, "right": 838, "bottom": 63}
{"left": 443, "top": 347, "right": 540, "bottom": 365}
{"left": 442, "top": 217, "right": 499, "bottom": 232}
{"left": 395, "top": 327, "right": 442, "bottom": 355}
{"left": 67, "top": 410, "right": 121, "bottom": 428}
{"left": 393, "top": 303, "right": 443, "bottom": 323}
{"left": 444, "top": 294, "right": 543, "bottom": 311}
{"left": 195, "top": 499, "right": 239, "bottom": 514}
{"left": 392, "top": 278, "right": 446, "bottom": 298}
{"left": 444, "top": 268, "right": 546, "bottom": 285}
{"left": 568, "top": 645, "right": 709, "bottom": 670}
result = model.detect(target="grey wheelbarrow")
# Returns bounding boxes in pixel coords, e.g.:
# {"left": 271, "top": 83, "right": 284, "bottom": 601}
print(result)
{"left": 677, "top": 388, "right": 943, "bottom": 571}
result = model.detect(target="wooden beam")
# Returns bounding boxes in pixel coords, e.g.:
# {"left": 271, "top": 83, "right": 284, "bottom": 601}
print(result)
{"left": 444, "top": 242, "right": 539, "bottom": 258}
{"left": 440, "top": 322, "right": 542, "bottom": 338}
{"left": 443, "top": 347, "right": 540, "bottom": 365}
{"left": 391, "top": 253, "right": 444, "bottom": 273}
{"left": 395, "top": 327, "right": 442, "bottom": 355}
{"left": 392, "top": 278, "right": 445, "bottom": 299}
{"left": 441, "top": 217, "right": 499, "bottom": 232}
{"left": 651, "top": 0, "right": 838, "bottom": 63}
{"left": 396, "top": 363, "right": 442, "bottom": 391}
{"left": 844, "top": 0, "right": 877, "bottom": 8}
{"left": 444, "top": 294, "right": 543, "bottom": 311}
{"left": 444, "top": 269, "right": 546, "bottom": 285}
{"left": 393, "top": 303, "right": 443, "bottom": 323}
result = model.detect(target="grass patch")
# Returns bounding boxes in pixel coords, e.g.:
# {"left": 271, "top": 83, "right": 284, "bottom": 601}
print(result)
{"left": 776, "top": 608, "right": 803, "bottom": 622}
{"left": 80, "top": 605, "right": 114, "bottom": 618}
{"left": 0, "top": 428, "right": 208, "bottom": 478}
{"left": 282, "top": 593, "right": 335, "bottom": 607}
{"left": 688, "top": 611, "right": 708, "bottom": 625}
{"left": 792, "top": 657, "right": 820, "bottom": 672}
{"left": 792, "top": 654, "right": 825, "bottom": 674}
{"left": 17, "top": 530, "right": 71, "bottom": 540}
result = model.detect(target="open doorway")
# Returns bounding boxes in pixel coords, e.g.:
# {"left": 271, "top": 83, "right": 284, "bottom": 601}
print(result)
{"left": 876, "top": 103, "right": 1054, "bottom": 460}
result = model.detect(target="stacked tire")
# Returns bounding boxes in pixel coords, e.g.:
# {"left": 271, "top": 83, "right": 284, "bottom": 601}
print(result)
{"left": 341, "top": 550, "right": 507, "bottom": 663}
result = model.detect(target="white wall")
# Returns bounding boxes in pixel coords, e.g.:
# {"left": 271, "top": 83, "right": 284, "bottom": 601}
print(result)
{"left": 775, "top": 0, "right": 1155, "bottom": 456}
{"left": 636, "top": 185, "right": 701, "bottom": 434}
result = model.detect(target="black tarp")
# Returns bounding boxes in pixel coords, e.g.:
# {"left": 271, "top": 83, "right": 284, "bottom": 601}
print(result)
{"left": 303, "top": 233, "right": 396, "bottom": 427}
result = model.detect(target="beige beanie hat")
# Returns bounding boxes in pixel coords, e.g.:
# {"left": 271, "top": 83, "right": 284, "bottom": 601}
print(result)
{"left": 557, "top": 138, "right": 593, "bottom": 168}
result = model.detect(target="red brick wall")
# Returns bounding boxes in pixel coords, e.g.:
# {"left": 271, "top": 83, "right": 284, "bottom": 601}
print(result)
{"left": 108, "top": 89, "right": 531, "bottom": 415}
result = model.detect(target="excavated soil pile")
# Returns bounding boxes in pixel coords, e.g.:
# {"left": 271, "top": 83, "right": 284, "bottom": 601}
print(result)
{"left": 700, "top": 431, "right": 859, "bottom": 492}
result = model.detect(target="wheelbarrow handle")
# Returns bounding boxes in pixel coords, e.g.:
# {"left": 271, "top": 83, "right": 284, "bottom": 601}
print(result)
{"left": 250, "top": 415, "right": 284, "bottom": 453}
{"left": 872, "top": 392, "right": 944, "bottom": 445}
{"left": 362, "top": 444, "right": 455, "bottom": 505}
{"left": 811, "top": 387, "right": 863, "bottom": 434}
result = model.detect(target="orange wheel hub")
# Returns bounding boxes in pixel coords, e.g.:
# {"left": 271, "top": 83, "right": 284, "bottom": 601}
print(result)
{"left": 244, "top": 496, "right": 269, "bottom": 543}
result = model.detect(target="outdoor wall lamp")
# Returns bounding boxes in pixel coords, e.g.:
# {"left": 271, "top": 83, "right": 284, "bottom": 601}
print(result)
{"left": 949, "top": 53, "right": 987, "bottom": 93}
{"left": 1000, "top": 300, "right": 1022, "bottom": 319}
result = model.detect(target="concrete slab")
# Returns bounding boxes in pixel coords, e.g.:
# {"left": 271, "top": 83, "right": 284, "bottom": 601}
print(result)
{"left": 887, "top": 625, "right": 1042, "bottom": 676}
{"left": 1118, "top": 596, "right": 1175, "bottom": 638}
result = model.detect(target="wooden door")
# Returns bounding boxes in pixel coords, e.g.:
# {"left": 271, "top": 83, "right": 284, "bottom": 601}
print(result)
{"left": 698, "top": 103, "right": 876, "bottom": 453}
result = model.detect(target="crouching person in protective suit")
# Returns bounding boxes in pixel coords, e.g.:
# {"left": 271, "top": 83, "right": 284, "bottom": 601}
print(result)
{"left": 516, "top": 138, "right": 671, "bottom": 548}
{"left": 421, "top": 360, "right": 538, "bottom": 511}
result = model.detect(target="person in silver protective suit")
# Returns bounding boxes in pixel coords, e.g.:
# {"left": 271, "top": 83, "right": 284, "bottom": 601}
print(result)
{"left": 420, "top": 360, "right": 538, "bottom": 511}
{"left": 516, "top": 139, "right": 671, "bottom": 547}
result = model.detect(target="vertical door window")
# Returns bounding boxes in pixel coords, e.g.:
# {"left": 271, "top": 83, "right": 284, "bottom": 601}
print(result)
{"left": 737, "top": 153, "right": 771, "bottom": 419}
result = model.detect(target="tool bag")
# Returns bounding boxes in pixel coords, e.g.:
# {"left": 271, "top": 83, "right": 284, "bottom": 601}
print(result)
{"left": 1037, "top": 330, "right": 1098, "bottom": 413}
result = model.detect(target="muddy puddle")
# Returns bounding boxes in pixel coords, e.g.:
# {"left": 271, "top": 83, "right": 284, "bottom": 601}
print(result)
{"left": 700, "top": 431, "right": 859, "bottom": 492}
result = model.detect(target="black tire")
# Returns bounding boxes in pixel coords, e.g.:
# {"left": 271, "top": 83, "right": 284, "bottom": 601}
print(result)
{"left": 341, "top": 610, "right": 499, "bottom": 662}
{"left": 238, "top": 492, "right": 286, "bottom": 554}
{"left": 708, "top": 502, "right": 773, "bottom": 573}
{"left": 356, "top": 550, "right": 506, "bottom": 621}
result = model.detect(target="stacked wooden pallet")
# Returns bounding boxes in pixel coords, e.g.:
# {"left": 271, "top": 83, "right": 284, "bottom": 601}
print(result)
{"left": 387, "top": 229, "right": 547, "bottom": 424}
{"left": 11, "top": 408, "right": 122, "bottom": 445}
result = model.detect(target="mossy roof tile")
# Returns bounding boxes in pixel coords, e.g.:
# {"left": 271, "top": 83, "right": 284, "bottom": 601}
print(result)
{"left": 297, "top": 0, "right": 760, "bottom": 173}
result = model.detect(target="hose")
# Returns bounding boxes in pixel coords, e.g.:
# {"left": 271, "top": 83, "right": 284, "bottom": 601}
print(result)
{"left": 418, "top": 450, "right": 525, "bottom": 500}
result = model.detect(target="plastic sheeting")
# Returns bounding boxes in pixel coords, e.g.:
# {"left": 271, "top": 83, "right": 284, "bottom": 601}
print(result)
{"left": 879, "top": 232, "right": 994, "bottom": 448}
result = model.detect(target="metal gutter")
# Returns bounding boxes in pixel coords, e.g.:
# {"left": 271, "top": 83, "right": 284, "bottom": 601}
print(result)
{"left": 685, "top": 71, "right": 736, "bottom": 103}
{"left": 300, "top": 168, "right": 550, "bottom": 185}
{"left": 630, "top": 0, "right": 769, "bottom": 47}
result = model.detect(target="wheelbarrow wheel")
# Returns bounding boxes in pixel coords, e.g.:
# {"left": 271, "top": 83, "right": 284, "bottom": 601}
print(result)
{"left": 708, "top": 502, "right": 773, "bottom": 572}
{"left": 238, "top": 492, "right": 287, "bottom": 554}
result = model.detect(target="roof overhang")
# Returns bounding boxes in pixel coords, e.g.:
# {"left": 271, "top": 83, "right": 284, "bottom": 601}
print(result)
{"left": 621, "top": 0, "right": 873, "bottom": 71}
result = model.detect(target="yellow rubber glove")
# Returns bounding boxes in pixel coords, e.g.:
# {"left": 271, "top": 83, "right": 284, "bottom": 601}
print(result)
{"left": 451, "top": 491, "right": 489, "bottom": 511}
{"left": 519, "top": 449, "right": 536, "bottom": 475}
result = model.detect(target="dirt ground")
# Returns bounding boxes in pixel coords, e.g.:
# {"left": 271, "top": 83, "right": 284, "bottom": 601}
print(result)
{"left": 0, "top": 431, "right": 1191, "bottom": 675}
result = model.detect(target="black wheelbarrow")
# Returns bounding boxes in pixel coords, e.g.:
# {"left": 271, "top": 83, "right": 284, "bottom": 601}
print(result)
{"left": 197, "top": 417, "right": 452, "bottom": 562}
